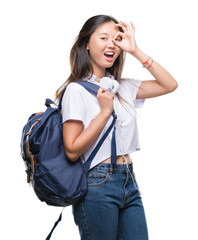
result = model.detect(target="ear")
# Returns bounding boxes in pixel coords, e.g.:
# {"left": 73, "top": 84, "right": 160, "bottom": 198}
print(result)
{"left": 86, "top": 43, "right": 89, "bottom": 50}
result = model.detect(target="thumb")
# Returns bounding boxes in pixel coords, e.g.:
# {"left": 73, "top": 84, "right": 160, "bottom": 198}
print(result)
{"left": 112, "top": 38, "right": 122, "bottom": 48}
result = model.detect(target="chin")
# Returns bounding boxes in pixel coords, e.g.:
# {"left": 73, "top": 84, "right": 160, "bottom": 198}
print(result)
{"left": 104, "top": 62, "right": 115, "bottom": 68}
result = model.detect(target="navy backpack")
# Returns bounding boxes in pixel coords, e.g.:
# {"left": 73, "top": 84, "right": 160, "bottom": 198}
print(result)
{"left": 20, "top": 81, "right": 118, "bottom": 239}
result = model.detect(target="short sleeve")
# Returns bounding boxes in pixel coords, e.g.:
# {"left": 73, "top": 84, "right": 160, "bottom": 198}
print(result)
{"left": 121, "top": 78, "right": 145, "bottom": 108}
{"left": 61, "top": 83, "right": 86, "bottom": 126}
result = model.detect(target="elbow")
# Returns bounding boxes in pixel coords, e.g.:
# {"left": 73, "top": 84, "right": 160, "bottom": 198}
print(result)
{"left": 168, "top": 79, "right": 178, "bottom": 93}
{"left": 63, "top": 140, "right": 80, "bottom": 162}
{"left": 64, "top": 148, "right": 79, "bottom": 162}
{"left": 171, "top": 82, "right": 178, "bottom": 92}
{"left": 172, "top": 81, "right": 178, "bottom": 92}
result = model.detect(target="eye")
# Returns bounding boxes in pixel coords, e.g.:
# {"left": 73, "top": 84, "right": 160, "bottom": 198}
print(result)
{"left": 115, "top": 36, "right": 122, "bottom": 42}
{"left": 100, "top": 37, "right": 107, "bottom": 40}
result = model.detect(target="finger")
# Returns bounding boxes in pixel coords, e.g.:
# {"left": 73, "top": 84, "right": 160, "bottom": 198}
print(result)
{"left": 98, "top": 87, "right": 113, "bottom": 96}
{"left": 97, "top": 87, "right": 107, "bottom": 94}
{"left": 112, "top": 36, "right": 123, "bottom": 48}
{"left": 113, "top": 31, "right": 125, "bottom": 41}
{"left": 130, "top": 21, "right": 135, "bottom": 30}
{"left": 119, "top": 20, "right": 130, "bottom": 30}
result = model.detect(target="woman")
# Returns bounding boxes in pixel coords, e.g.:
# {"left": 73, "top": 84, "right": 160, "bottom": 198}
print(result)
{"left": 56, "top": 15, "right": 178, "bottom": 240}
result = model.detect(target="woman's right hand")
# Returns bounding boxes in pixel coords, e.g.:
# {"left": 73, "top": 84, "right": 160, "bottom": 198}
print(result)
{"left": 97, "top": 87, "right": 114, "bottom": 117}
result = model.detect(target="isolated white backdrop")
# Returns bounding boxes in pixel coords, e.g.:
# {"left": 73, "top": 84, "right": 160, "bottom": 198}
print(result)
{"left": 1, "top": 0, "right": 198, "bottom": 239}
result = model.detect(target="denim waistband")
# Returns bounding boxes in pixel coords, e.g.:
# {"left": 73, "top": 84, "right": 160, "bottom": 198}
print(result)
{"left": 91, "top": 161, "right": 133, "bottom": 173}
{"left": 89, "top": 160, "right": 140, "bottom": 193}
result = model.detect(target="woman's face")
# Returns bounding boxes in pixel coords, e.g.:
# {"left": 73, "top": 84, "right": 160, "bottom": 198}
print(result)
{"left": 87, "top": 21, "right": 122, "bottom": 77}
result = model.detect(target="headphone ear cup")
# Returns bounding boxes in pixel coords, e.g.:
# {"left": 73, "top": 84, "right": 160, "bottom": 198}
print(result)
{"left": 99, "top": 78, "right": 120, "bottom": 94}
{"left": 99, "top": 77, "right": 112, "bottom": 91}
{"left": 111, "top": 80, "right": 120, "bottom": 94}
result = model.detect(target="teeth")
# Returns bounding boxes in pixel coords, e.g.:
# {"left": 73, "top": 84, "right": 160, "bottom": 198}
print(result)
{"left": 105, "top": 52, "right": 114, "bottom": 55}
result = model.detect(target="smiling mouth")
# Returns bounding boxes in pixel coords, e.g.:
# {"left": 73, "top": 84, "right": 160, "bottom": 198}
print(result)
{"left": 104, "top": 52, "right": 115, "bottom": 61}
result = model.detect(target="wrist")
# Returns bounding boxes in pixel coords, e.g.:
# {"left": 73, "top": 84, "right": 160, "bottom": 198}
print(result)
{"left": 131, "top": 48, "right": 155, "bottom": 71}
{"left": 142, "top": 57, "right": 154, "bottom": 70}
{"left": 99, "top": 110, "right": 111, "bottom": 119}
{"left": 130, "top": 48, "right": 149, "bottom": 63}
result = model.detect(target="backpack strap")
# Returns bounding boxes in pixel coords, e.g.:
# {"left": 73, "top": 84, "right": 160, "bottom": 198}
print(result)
{"left": 84, "top": 112, "right": 117, "bottom": 168}
{"left": 75, "top": 81, "right": 118, "bottom": 167}
{"left": 45, "top": 208, "right": 64, "bottom": 240}
{"left": 58, "top": 81, "right": 118, "bottom": 168}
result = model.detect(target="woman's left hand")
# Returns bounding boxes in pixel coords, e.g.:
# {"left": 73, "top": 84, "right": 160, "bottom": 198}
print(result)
{"left": 112, "top": 20, "right": 138, "bottom": 54}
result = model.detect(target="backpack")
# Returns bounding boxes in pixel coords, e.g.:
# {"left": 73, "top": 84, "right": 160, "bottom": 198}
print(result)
{"left": 20, "top": 81, "right": 118, "bottom": 239}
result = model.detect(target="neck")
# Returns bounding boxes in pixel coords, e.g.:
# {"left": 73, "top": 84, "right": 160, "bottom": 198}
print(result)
{"left": 92, "top": 68, "right": 106, "bottom": 79}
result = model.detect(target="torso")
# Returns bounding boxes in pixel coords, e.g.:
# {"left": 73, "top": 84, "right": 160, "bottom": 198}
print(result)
{"left": 102, "top": 154, "right": 131, "bottom": 164}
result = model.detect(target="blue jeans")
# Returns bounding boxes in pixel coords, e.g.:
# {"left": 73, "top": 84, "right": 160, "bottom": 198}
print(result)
{"left": 72, "top": 161, "right": 149, "bottom": 240}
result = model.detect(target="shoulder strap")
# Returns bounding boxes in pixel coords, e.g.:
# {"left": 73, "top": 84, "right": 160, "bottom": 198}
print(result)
{"left": 74, "top": 81, "right": 118, "bottom": 168}
{"left": 75, "top": 81, "right": 100, "bottom": 95}
{"left": 58, "top": 81, "right": 99, "bottom": 110}
{"left": 59, "top": 81, "right": 118, "bottom": 168}
{"left": 45, "top": 208, "right": 64, "bottom": 240}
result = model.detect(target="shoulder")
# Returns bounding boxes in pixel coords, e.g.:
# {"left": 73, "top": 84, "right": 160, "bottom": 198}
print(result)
{"left": 62, "top": 82, "right": 87, "bottom": 107}
{"left": 63, "top": 82, "right": 91, "bottom": 100}
{"left": 65, "top": 82, "right": 87, "bottom": 93}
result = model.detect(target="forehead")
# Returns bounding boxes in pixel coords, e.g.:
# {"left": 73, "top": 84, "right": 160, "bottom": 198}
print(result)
{"left": 93, "top": 21, "right": 119, "bottom": 36}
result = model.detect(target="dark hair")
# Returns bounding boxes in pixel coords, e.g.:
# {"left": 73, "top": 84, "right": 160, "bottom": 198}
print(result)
{"left": 55, "top": 14, "right": 134, "bottom": 115}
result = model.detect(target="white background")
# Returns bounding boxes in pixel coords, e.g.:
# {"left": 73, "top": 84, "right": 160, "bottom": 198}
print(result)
{"left": 1, "top": 0, "right": 198, "bottom": 239}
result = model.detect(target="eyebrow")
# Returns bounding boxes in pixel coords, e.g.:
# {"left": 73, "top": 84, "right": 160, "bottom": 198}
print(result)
{"left": 99, "top": 33, "right": 109, "bottom": 36}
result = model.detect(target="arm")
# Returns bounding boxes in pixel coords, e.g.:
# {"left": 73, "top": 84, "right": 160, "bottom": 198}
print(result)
{"left": 63, "top": 87, "right": 114, "bottom": 162}
{"left": 131, "top": 48, "right": 178, "bottom": 99}
{"left": 113, "top": 20, "right": 178, "bottom": 99}
{"left": 63, "top": 111, "right": 109, "bottom": 162}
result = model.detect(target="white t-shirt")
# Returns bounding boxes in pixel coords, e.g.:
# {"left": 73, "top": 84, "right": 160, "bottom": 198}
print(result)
{"left": 62, "top": 71, "right": 145, "bottom": 170}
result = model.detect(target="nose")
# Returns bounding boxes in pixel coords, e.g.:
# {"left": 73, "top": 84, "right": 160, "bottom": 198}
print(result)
{"left": 107, "top": 38, "right": 115, "bottom": 48}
